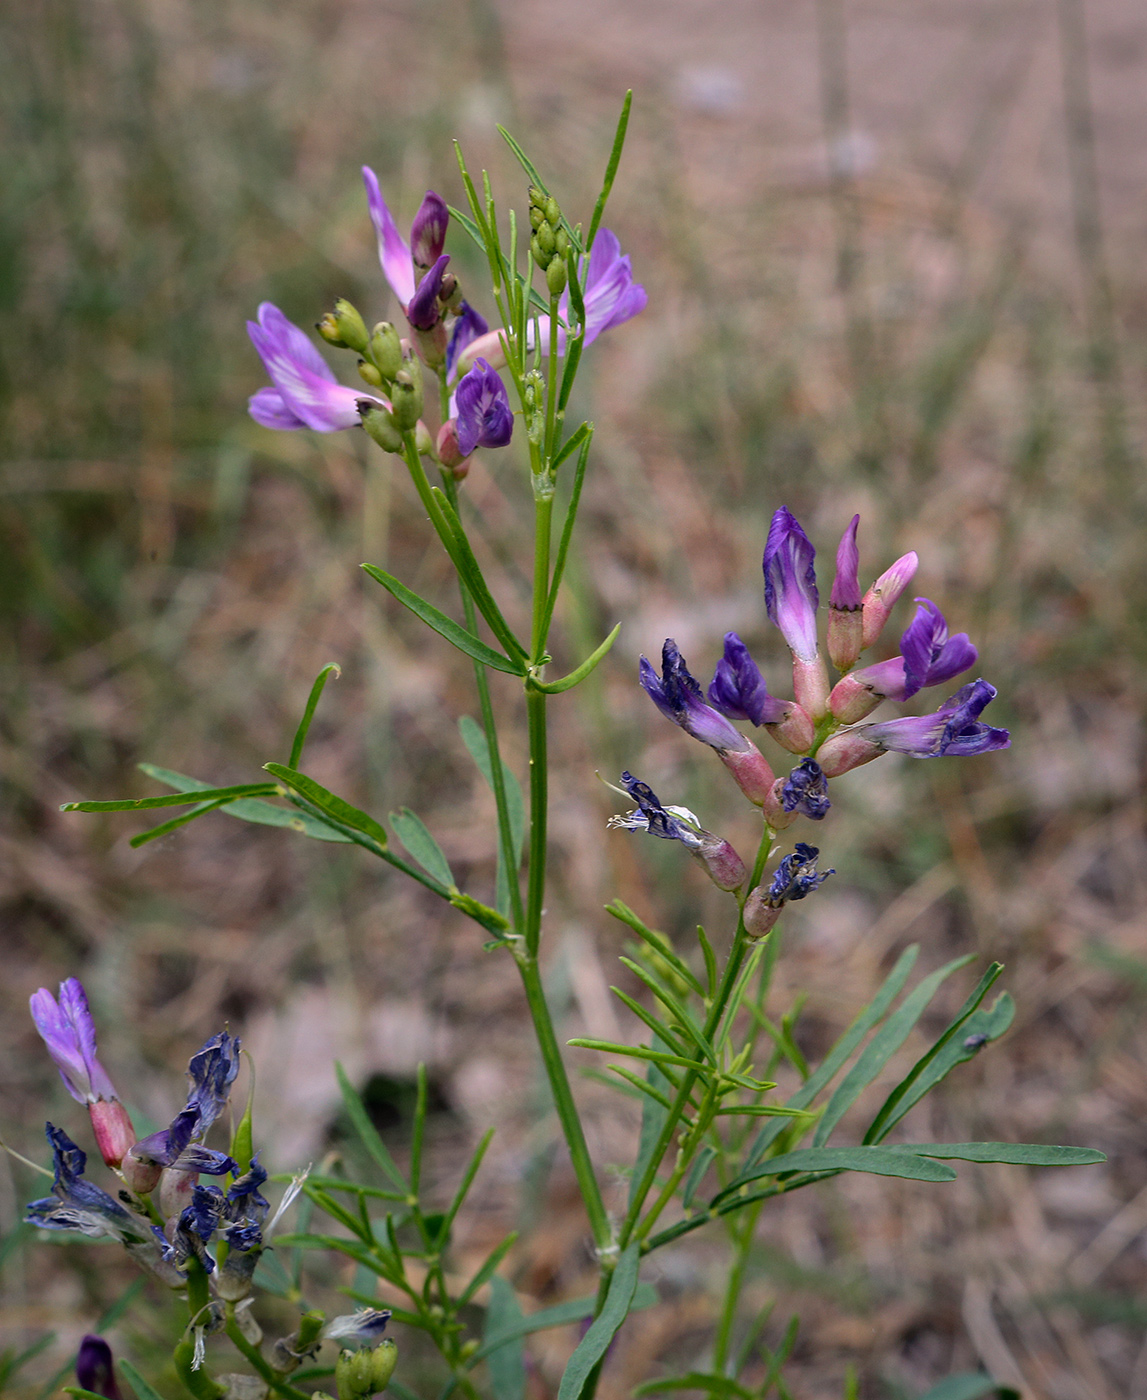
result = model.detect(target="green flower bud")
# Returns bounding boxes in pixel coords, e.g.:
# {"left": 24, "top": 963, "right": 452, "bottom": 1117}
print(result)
{"left": 369, "top": 322, "right": 403, "bottom": 381}
{"left": 336, "top": 1348, "right": 376, "bottom": 1400}
{"left": 530, "top": 233, "right": 547, "bottom": 270}
{"left": 358, "top": 359, "right": 384, "bottom": 388}
{"left": 390, "top": 369, "right": 423, "bottom": 432}
{"left": 459, "top": 1340, "right": 479, "bottom": 1362}
{"left": 528, "top": 185, "right": 546, "bottom": 209}
{"left": 370, "top": 1339, "right": 398, "bottom": 1392}
{"left": 545, "top": 257, "right": 567, "bottom": 297}
{"left": 544, "top": 197, "right": 561, "bottom": 227}
{"left": 554, "top": 227, "right": 570, "bottom": 258}
{"left": 332, "top": 299, "right": 370, "bottom": 353}
{"left": 529, "top": 206, "right": 545, "bottom": 231}
{"left": 536, "top": 222, "right": 556, "bottom": 258}
{"left": 317, "top": 313, "right": 347, "bottom": 348}
{"left": 359, "top": 403, "right": 403, "bottom": 453}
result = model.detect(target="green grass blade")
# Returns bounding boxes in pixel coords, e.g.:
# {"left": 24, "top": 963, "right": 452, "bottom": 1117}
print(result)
{"left": 585, "top": 90, "right": 632, "bottom": 252}
{"left": 483, "top": 1275, "right": 527, "bottom": 1400}
{"left": 556, "top": 1241, "right": 641, "bottom": 1400}
{"left": 609, "top": 987, "right": 692, "bottom": 1059}
{"left": 288, "top": 662, "right": 341, "bottom": 769}
{"left": 335, "top": 1062, "right": 407, "bottom": 1192}
{"left": 362, "top": 564, "right": 526, "bottom": 675}
{"left": 389, "top": 809, "right": 455, "bottom": 889}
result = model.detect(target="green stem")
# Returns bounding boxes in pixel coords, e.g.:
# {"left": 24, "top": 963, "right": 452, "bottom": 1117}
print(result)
{"left": 517, "top": 952, "right": 611, "bottom": 1248}
{"left": 712, "top": 1199, "right": 764, "bottom": 1374}
{"left": 544, "top": 294, "right": 560, "bottom": 460}
{"left": 221, "top": 1312, "right": 312, "bottom": 1400}
{"left": 524, "top": 493, "right": 554, "bottom": 954}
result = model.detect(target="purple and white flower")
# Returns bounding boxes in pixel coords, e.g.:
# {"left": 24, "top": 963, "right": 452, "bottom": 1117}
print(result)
{"left": 30, "top": 979, "right": 118, "bottom": 1106}
{"left": 764, "top": 507, "right": 820, "bottom": 663}
{"left": 455, "top": 358, "right": 514, "bottom": 456}
{"left": 861, "top": 678, "right": 1010, "bottom": 757}
{"left": 899, "top": 598, "right": 978, "bottom": 699}
{"left": 707, "top": 633, "right": 789, "bottom": 726}
{"left": 248, "top": 303, "right": 382, "bottom": 433}
{"left": 641, "top": 640, "right": 751, "bottom": 752}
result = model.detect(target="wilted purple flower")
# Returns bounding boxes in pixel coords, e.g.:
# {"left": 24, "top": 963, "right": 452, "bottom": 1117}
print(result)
{"left": 707, "top": 633, "right": 789, "bottom": 725}
{"left": 899, "top": 598, "right": 977, "bottom": 699}
{"left": 406, "top": 254, "right": 451, "bottom": 332}
{"left": 362, "top": 167, "right": 417, "bottom": 309}
{"left": 324, "top": 1307, "right": 393, "bottom": 1345}
{"left": 860, "top": 679, "right": 1010, "bottom": 758}
{"left": 446, "top": 302, "right": 489, "bottom": 381}
{"left": 764, "top": 507, "right": 820, "bottom": 662}
{"left": 410, "top": 191, "right": 449, "bottom": 271}
{"left": 127, "top": 1032, "right": 240, "bottom": 1176}
{"left": 641, "top": 641, "right": 750, "bottom": 752}
{"left": 30, "top": 979, "right": 118, "bottom": 1106}
{"left": 154, "top": 1183, "right": 224, "bottom": 1275}
{"left": 608, "top": 773, "right": 746, "bottom": 891}
{"left": 455, "top": 358, "right": 514, "bottom": 456}
{"left": 248, "top": 304, "right": 381, "bottom": 433}
{"left": 77, "top": 1335, "right": 122, "bottom": 1400}
{"left": 780, "top": 758, "right": 831, "bottom": 821}
{"left": 767, "top": 843, "right": 834, "bottom": 903}
{"left": 25, "top": 1125, "right": 144, "bottom": 1242}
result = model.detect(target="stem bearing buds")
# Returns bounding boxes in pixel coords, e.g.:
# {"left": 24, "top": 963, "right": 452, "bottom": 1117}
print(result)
{"left": 528, "top": 186, "right": 569, "bottom": 296}
{"left": 335, "top": 1340, "right": 398, "bottom": 1399}
{"left": 317, "top": 300, "right": 370, "bottom": 354}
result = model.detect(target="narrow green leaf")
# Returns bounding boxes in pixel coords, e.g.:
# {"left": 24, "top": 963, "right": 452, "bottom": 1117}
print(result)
{"left": 272, "top": 1232, "right": 386, "bottom": 1275}
{"left": 117, "top": 1361, "right": 167, "bottom": 1400}
{"left": 430, "top": 488, "right": 529, "bottom": 661}
{"left": 568, "top": 1038, "right": 709, "bottom": 1073}
{"left": 606, "top": 1063, "right": 675, "bottom": 1114}
{"left": 606, "top": 902, "right": 705, "bottom": 997}
{"left": 866, "top": 993, "right": 1015, "bottom": 1143}
{"left": 813, "top": 954, "right": 974, "bottom": 1147}
{"left": 919, "top": 1375, "right": 1020, "bottom": 1400}
{"left": 138, "top": 764, "right": 351, "bottom": 843}
{"left": 484, "top": 1276, "right": 527, "bottom": 1400}
{"left": 62, "top": 783, "right": 278, "bottom": 812}
{"left": 305, "top": 1185, "right": 370, "bottom": 1241}
{"left": 540, "top": 429, "right": 593, "bottom": 641}
{"left": 557, "top": 1242, "right": 641, "bottom": 1400}
{"left": 389, "top": 809, "right": 455, "bottom": 889}
{"left": 335, "top": 1062, "right": 407, "bottom": 1192}
{"left": 65, "top": 1390, "right": 112, "bottom": 1400}
{"left": 289, "top": 662, "right": 341, "bottom": 769}
{"left": 458, "top": 715, "right": 526, "bottom": 865}
{"left": 697, "top": 926, "right": 719, "bottom": 1000}
{"left": 447, "top": 204, "right": 487, "bottom": 252}
{"left": 864, "top": 963, "right": 1004, "bottom": 1144}
{"left": 585, "top": 90, "right": 633, "bottom": 252}
{"left": 717, "top": 1146, "right": 956, "bottom": 1197}
{"left": 552, "top": 420, "right": 592, "bottom": 474}
{"left": 715, "top": 1105, "right": 811, "bottom": 1118}
{"left": 495, "top": 127, "right": 584, "bottom": 254}
{"left": 128, "top": 798, "right": 231, "bottom": 847}
{"left": 362, "top": 564, "right": 526, "bottom": 675}
{"left": 449, "top": 891, "right": 511, "bottom": 933}
{"left": 610, "top": 986, "right": 691, "bottom": 1058}
{"left": 682, "top": 1147, "right": 716, "bottom": 1209}
{"left": 470, "top": 1281, "right": 659, "bottom": 1362}
{"left": 903, "top": 1142, "right": 1106, "bottom": 1166}
{"left": 530, "top": 623, "right": 621, "bottom": 693}
{"left": 442, "top": 1128, "right": 495, "bottom": 1237}
{"left": 264, "top": 764, "right": 388, "bottom": 850}
{"left": 633, "top": 1373, "right": 750, "bottom": 1399}
{"left": 618, "top": 957, "right": 716, "bottom": 1064}
{"left": 457, "top": 1230, "right": 519, "bottom": 1309}
{"left": 629, "top": 1036, "right": 673, "bottom": 1210}
{"left": 302, "top": 1175, "right": 407, "bottom": 1202}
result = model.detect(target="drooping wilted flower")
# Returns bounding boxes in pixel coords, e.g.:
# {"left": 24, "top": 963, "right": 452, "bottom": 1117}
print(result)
{"left": 780, "top": 758, "right": 831, "bottom": 821}
{"left": 25, "top": 1124, "right": 145, "bottom": 1242}
{"left": 608, "top": 773, "right": 747, "bottom": 891}
{"left": 743, "top": 843, "right": 835, "bottom": 939}
{"left": 248, "top": 304, "right": 383, "bottom": 433}
{"left": 455, "top": 358, "right": 514, "bottom": 456}
{"left": 324, "top": 1308, "right": 393, "bottom": 1345}
{"left": 126, "top": 1031, "right": 240, "bottom": 1180}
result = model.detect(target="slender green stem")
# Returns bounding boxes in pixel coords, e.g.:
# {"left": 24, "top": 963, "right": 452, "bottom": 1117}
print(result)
{"left": 524, "top": 493, "right": 554, "bottom": 956}
{"left": 517, "top": 952, "right": 611, "bottom": 1248}
{"left": 713, "top": 1199, "right": 764, "bottom": 1374}
{"left": 221, "top": 1311, "right": 312, "bottom": 1400}
{"left": 544, "top": 293, "right": 560, "bottom": 460}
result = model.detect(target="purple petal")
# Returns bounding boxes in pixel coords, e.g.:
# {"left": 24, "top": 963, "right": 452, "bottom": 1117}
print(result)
{"left": 77, "top": 1336, "right": 121, "bottom": 1400}
{"left": 410, "top": 190, "right": 449, "bottom": 270}
{"left": 446, "top": 302, "right": 489, "bottom": 381}
{"left": 862, "top": 678, "right": 1010, "bottom": 757}
{"left": 640, "top": 640, "right": 748, "bottom": 751}
{"left": 362, "top": 166, "right": 415, "bottom": 308}
{"left": 830, "top": 515, "right": 861, "bottom": 609}
{"left": 58, "top": 979, "right": 117, "bottom": 1101}
{"left": 406, "top": 254, "right": 450, "bottom": 332}
{"left": 764, "top": 507, "right": 820, "bottom": 661}
{"left": 780, "top": 758, "right": 831, "bottom": 821}
{"left": 581, "top": 228, "right": 648, "bottom": 345}
{"left": 29, "top": 987, "right": 90, "bottom": 1103}
{"left": 247, "top": 305, "right": 365, "bottom": 432}
{"left": 900, "top": 598, "right": 978, "bottom": 698}
{"left": 849, "top": 655, "right": 908, "bottom": 701}
{"left": 455, "top": 358, "right": 513, "bottom": 456}
{"left": 708, "top": 633, "right": 788, "bottom": 725}
{"left": 248, "top": 388, "right": 308, "bottom": 430}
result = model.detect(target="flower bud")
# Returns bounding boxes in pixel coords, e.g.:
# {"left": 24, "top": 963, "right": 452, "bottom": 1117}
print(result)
{"left": 764, "top": 702, "right": 816, "bottom": 756}
{"left": 436, "top": 419, "right": 472, "bottom": 477}
{"left": 331, "top": 300, "right": 370, "bottom": 353}
{"left": 693, "top": 835, "right": 747, "bottom": 892}
{"left": 544, "top": 197, "right": 561, "bottom": 226}
{"left": 390, "top": 362, "right": 424, "bottom": 432}
{"left": 317, "top": 312, "right": 346, "bottom": 348}
{"left": 529, "top": 206, "right": 545, "bottom": 230}
{"left": 762, "top": 778, "right": 797, "bottom": 831}
{"left": 828, "top": 672, "right": 886, "bottom": 725}
{"left": 157, "top": 1166, "right": 197, "bottom": 1222}
{"left": 369, "top": 322, "right": 403, "bottom": 381}
{"left": 528, "top": 185, "right": 546, "bottom": 208}
{"left": 414, "top": 419, "right": 434, "bottom": 458}
{"left": 861, "top": 552, "right": 918, "bottom": 649}
{"left": 121, "top": 1148, "right": 162, "bottom": 1195}
{"left": 743, "top": 887, "right": 783, "bottom": 941}
{"left": 827, "top": 606, "right": 864, "bottom": 673}
{"left": 88, "top": 1099, "right": 136, "bottom": 1170}
{"left": 336, "top": 1348, "right": 377, "bottom": 1400}
{"left": 717, "top": 742, "right": 776, "bottom": 807}
{"left": 554, "top": 227, "right": 570, "bottom": 258}
{"left": 792, "top": 655, "right": 830, "bottom": 722}
{"left": 536, "top": 222, "right": 556, "bottom": 258}
{"left": 358, "top": 402, "right": 403, "bottom": 454}
{"left": 438, "top": 272, "right": 463, "bottom": 313}
{"left": 358, "top": 359, "right": 385, "bottom": 388}
{"left": 413, "top": 321, "right": 448, "bottom": 371}
{"left": 816, "top": 730, "right": 884, "bottom": 777}
{"left": 546, "top": 258, "right": 568, "bottom": 297}
{"left": 370, "top": 1339, "right": 398, "bottom": 1393}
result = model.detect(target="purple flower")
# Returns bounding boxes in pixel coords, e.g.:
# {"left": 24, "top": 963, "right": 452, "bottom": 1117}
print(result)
{"left": 446, "top": 302, "right": 489, "bottom": 381}
{"left": 363, "top": 166, "right": 417, "bottom": 308}
{"left": 29, "top": 979, "right": 118, "bottom": 1105}
{"left": 25, "top": 1124, "right": 144, "bottom": 1241}
{"left": 899, "top": 598, "right": 978, "bottom": 699}
{"left": 325, "top": 1308, "right": 393, "bottom": 1345}
{"left": 780, "top": 758, "right": 830, "bottom": 821}
{"left": 406, "top": 254, "right": 451, "bottom": 332}
{"left": 641, "top": 640, "right": 750, "bottom": 752}
{"left": 411, "top": 191, "right": 449, "bottom": 271}
{"left": 575, "top": 229, "right": 648, "bottom": 346}
{"left": 608, "top": 773, "right": 746, "bottom": 890}
{"left": 767, "top": 842, "right": 834, "bottom": 903}
{"left": 707, "top": 633, "right": 789, "bottom": 725}
{"left": 830, "top": 515, "right": 861, "bottom": 610}
{"left": 154, "top": 1183, "right": 223, "bottom": 1275}
{"left": 248, "top": 303, "right": 380, "bottom": 433}
{"left": 77, "top": 1336, "right": 122, "bottom": 1400}
{"left": 764, "top": 507, "right": 820, "bottom": 662}
{"left": 455, "top": 358, "right": 514, "bottom": 456}
{"left": 128, "top": 1032, "right": 240, "bottom": 1175}
{"left": 861, "top": 679, "right": 1010, "bottom": 758}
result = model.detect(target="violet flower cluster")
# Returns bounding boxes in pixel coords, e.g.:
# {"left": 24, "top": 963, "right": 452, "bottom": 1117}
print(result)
{"left": 25, "top": 980, "right": 304, "bottom": 1303}
{"left": 246, "top": 167, "right": 645, "bottom": 480}
{"left": 614, "top": 507, "right": 1009, "bottom": 915}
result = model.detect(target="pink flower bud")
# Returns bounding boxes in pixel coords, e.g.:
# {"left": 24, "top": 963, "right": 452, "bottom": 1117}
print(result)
{"left": 88, "top": 1099, "right": 136, "bottom": 1171}
{"left": 861, "top": 552, "right": 918, "bottom": 649}
{"left": 718, "top": 742, "right": 776, "bottom": 806}
{"left": 817, "top": 730, "right": 884, "bottom": 777}
{"left": 743, "top": 887, "right": 783, "bottom": 940}
{"left": 792, "top": 655, "right": 830, "bottom": 721}
{"left": 121, "top": 1149, "right": 163, "bottom": 1196}
{"left": 694, "top": 836, "right": 748, "bottom": 892}
{"left": 765, "top": 701, "right": 816, "bottom": 756}
{"left": 827, "top": 606, "right": 864, "bottom": 672}
{"left": 762, "top": 778, "right": 797, "bottom": 830}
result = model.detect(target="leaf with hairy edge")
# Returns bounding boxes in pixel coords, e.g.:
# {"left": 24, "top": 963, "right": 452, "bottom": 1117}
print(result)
{"left": 137, "top": 764, "right": 351, "bottom": 843}
{"left": 903, "top": 1143, "right": 1106, "bottom": 1166}
{"left": 865, "top": 994, "right": 1015, "bottom": 1143}
{"left": 334, "top": 1063, "right": 407, "bottom": 1192}
{"left": 745, "top": 945, "right": 919, "bottom": 1168}
{"left": 484, "top": 1276, "right": 527, "bottom": 1400}
{"left": 864, "top": 964, "right": 1004, "bottom": 1144}
{"left": 389, "top": 809, "right": 455, "bottom": 889}
{"left": 362, "top": 565, "right": 526, "bottom": 675}
{"left": 715, "top": 1146, "right": 956, "bottom": 1200}
{"left": 812, "top": 955, "right": 974, "bottom": 1147}
{"left": 264, "top": 764, "right": 388, "bottom": 849}
{"left": 557, "top": 1242, "right": 641, "bottom": 1400}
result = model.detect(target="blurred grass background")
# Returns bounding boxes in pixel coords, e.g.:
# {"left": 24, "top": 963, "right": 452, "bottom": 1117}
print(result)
{"left": 2, "top": 0, "right": 1147, "bottom": 1396}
